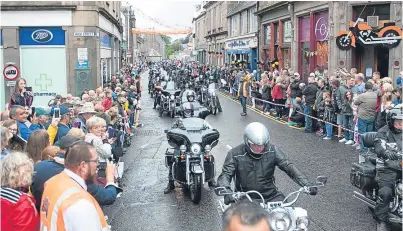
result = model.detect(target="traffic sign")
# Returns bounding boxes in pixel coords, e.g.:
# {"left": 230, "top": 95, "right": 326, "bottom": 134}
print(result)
{"left": 3, "top": 64, "right": 19, "bottom": 80}
{"left": 76, "top": 60, "right": 89, "bottom": 68}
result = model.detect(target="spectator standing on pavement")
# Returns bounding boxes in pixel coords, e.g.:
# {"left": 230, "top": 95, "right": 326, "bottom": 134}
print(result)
{"left": 331, "top": 79, "right": 346, "bottom": 139}
{"left": 101, "top": 89, "right": 113, "bottom": 111}
{"left": 238, "top": 74, "right": 250, "bottom": 116}
{"left": 1, "top": 119, "right": 25, "bottom": 151}
{"left": 314, "top": 79, "right": 326, "bottom": 136}
{"left": 39, "top": 143, "right": 109, "bottom": 231}
{"left": 1, "top": 126, "right": 12, "bottom": 159}
{"left": 354, "top": 82, "right": 377, "bottom": 152}
{"left": 302, "top": 76, "right": 318, "bottom": 132}
{"left": 1, "top": 151, "right": 39, "bottom": 231}
{"left": 289, "top": 73, "right": 303, "bottom": 117}
{"left": 272, "top": 77, "right": 285, "bottom": 119}
{"left": 35, "top": 108, "right": 50, "bottom": 130}
{"left": 53, "top": 106, "right": 72, "bottom": 143}
{"left": 73, "top": 102, "right": 97, "bottom": 134}
{"left": 340, "top": 90, "right": 354, "bottom": 145}
{"left": 41, "top": 146, "right": 61, "bottom": 161}
{"left": 10, "top": 105, "right": 40, "bottom": 140}
{"left": 26, "top": 130, "right": 50, "bottom": 164}
{"left": 9, "top": 78, "right": 33, "bottom": 109}
{"left": 353, "top": 73, "right": 366, "bottom": 95}
{"left": 323, "top": 93, "right": 335, "bottom": 140}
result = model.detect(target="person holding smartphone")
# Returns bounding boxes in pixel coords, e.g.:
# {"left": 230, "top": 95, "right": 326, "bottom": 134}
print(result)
{"left": 9, "top": 78, "right": 33, "bottom": 108}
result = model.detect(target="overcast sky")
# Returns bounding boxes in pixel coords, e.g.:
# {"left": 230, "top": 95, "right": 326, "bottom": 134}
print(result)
{"left": 127, "top": 0, "right": 200, "bottom": 40}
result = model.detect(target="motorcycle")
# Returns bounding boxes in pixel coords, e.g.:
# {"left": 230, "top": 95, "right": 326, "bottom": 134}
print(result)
{"left": 164, "top": 112, "right": 219, "bottom": 204}
{"left": 207, "top": 83, "right": 218, "bottom": 115}
{"left": 336, "top": 17, "right": 402, "bottom": 50}
{"left": 350, "top": 132, "right": 402, "bottom": 228}
{"left": 214, "top": 175, "right": 328, "bottom": 231}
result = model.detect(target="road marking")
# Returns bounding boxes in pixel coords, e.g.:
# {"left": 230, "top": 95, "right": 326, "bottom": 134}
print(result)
{"left": 140, "top": 143, "right": 149, "bottom": 149}
{"left": 218, "top": 92, "right": 302, "bottom": 130}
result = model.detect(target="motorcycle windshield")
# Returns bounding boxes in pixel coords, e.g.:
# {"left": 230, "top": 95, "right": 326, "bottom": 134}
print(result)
{"left": 181, "top": 118, "right": 207, "bottom": 131}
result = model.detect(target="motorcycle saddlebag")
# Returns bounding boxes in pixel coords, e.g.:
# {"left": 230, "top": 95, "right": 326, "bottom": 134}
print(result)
{"left": 204, "top": 156, "right": 215, "bottom": 182}
{"left": 173, "top": 160, "right": 186, "bottom": 183}
{"left": 350, "top": 162, "right": 376, "bottom": 190}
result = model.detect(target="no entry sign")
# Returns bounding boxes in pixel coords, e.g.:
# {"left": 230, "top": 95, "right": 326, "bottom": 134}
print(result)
{"left": 3, "top": 64, "right": 19, "bottom": 80}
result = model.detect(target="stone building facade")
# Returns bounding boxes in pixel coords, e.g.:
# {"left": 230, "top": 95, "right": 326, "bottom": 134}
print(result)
{"left": 256, "top": 1, "right": 402, "bottom": 83}
{"left": 0, "top": 1, "right": 123, "bottom": 108}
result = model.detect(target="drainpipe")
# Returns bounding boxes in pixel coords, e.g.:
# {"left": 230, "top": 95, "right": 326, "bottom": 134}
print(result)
{"left": 256, "top": 1, "right": 263, "bottom": 69}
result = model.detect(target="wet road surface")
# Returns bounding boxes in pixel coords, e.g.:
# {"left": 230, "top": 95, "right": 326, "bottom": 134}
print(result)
{"left": 103, "top": 71, "right": 376, "bottom": 231}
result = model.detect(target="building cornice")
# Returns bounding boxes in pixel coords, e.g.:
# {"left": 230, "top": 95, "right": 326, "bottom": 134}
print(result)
{"left": 227, "top": 2, "right": 256, "bottom": 18}
{"left": 255, "top": 1, "right": 289, "bottom": 16}
{"left": 193, "top": 11, "right": 206, "bottom": 22}
{"left": 0, "top": 5, "right": 77, "bottom": 11}
{"left": 203, "top": 1, "right": 216, "bottom": 9}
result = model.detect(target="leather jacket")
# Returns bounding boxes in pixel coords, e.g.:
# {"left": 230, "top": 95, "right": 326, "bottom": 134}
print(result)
{"left": 217, "top": 143, "right": 311, "bottom": 199}
{"left": 374, "top": 125, "right": 402, "bottom": 169}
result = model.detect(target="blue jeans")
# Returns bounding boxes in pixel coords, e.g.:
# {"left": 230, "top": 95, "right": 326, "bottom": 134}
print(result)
{"left": 358, "top": 118, "right": 374, "bottom": 151}
{"left": 343, "top": 115, "right": 353, "bottom": 140}
{"left": 240, "top": 96, "right": 247, "bottom": 113}
{"left": 304, "top": 105, "right": 313, "bottom": 131}
{"left": 263, "top": 102, "right": 271, "bottom": 111}
{"left": 325, "top": 123, "right": 333, "bottom": 138}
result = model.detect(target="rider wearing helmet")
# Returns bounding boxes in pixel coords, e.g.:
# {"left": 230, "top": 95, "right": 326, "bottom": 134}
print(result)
{"left": 186, "top": 91, "right": 195, "bottom": 102}
{"left": 217, "top": 122, "right": 317, "bottom": 205}
{"left": 374, "top": 106, "right": 403, "bottom": 231}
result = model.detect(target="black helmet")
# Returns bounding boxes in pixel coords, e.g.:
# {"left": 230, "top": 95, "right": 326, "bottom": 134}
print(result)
{"left": 186, "top": 91, "right": 195, "bottom": 102}
{"left": 243, "top": 122, "right": 271, "bottom": 159}
{"left": 387, "top": 107, "right": 403, "bottom": 134}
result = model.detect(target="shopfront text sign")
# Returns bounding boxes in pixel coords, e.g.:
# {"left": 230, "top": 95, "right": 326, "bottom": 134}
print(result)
{"left": 20, "top": 27, "right": 65, "bottom": 46}
{"left": 226, "top": 38, "right": 257, "bottom": 50}
{"left": 74, "top": 32, "right": 95, "bottom": 37}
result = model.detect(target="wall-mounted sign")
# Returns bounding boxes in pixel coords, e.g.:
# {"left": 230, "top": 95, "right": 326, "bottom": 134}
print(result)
{"left": 19, "top": 27, "right": 65, "bottom": 46}
{"left": 76, "top": 60, "right": 89, "bottom": 69}
{"left": 100, "top": 30, "right": 111, "bottom": 48}
{"left": 226, "top": 37, "right": 257, "bottom": 50}
{"left": 74, "top": 32, "right": 95, "bottom": 37}
{"left": 6, "top": 81, "right": 16, "bottom": 87}
{"left": 336, "top": 18, "right": 403, "bottom": 50}
{"left": 3, "top": 64, "right": 19, "bottom": 80}
{"left": 77, "top": 48, "right": 88, "bottom": 61}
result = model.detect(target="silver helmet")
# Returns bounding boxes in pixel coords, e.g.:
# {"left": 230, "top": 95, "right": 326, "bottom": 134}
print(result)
{"left": 243, "top": 122, "right": 270, "bottom": 157}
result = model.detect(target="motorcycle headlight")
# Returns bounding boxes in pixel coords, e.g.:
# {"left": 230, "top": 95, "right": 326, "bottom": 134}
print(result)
{"left": 179, "top": 145, "right": 187, "bottom": 153}
{"left": 268, "top": 208, "right": 292, "bottom": 231}
{"left": 205, "top": 145, "right": 211, "bottom": 153}
{"left": 170, "top": 95, "right": 175, "bottom": 100}
{"left": 191, "top": 143, "right": 201, "bottom": 155}
{"left": 297, "top": 216, "right": 309, "bottom": 230}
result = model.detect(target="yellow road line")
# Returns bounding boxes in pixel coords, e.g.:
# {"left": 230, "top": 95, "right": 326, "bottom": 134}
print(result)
{"left": 218, "top": 92, "right": 302, "bottom": 130}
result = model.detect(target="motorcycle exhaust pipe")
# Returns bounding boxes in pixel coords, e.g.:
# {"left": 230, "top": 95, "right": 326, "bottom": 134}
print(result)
{"left": 353, "top": 191, "right": 376, "bottom": 208}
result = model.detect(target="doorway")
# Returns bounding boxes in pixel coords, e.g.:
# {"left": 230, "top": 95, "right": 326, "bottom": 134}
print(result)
{"left": 375, "top": 46, "right": 389, "bottom": 77}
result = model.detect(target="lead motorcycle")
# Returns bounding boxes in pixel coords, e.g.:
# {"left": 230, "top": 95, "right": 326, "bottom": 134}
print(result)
{"left": 350, "top": 132, "right": 402, "bottom": 228}
{"left": 164, "top": 102, "right": 218, "bottom": 204}
{"left": 214, "top": 176, "right": 328, "bottom": 231}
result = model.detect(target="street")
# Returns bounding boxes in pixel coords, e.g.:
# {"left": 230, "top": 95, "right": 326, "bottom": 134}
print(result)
{"left": 103, "top": 71, "right": 376, "bottom": 231}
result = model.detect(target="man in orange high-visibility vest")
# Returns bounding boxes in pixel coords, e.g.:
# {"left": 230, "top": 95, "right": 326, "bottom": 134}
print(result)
{"left": 40, "top": 142, "right": 109, "bottom": 231}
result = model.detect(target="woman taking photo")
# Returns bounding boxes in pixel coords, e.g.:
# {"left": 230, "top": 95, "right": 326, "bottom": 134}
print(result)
{"left": 1, "top": 119, "right": 26, "bottom": 152}
{"left": 9, "top": 78, "right": 33, "bottom": 108}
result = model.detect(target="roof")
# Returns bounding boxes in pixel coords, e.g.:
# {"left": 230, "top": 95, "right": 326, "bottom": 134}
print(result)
{"left": 227, "top": 1, "right": 256, "bottom": 18}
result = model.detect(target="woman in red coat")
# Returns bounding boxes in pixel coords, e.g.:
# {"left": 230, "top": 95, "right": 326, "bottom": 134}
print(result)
{"left": 272, "top": 77, "right": 285, "bottom": 119}
{"left": 1, "top": 151, "right": 39, "bottom": 231}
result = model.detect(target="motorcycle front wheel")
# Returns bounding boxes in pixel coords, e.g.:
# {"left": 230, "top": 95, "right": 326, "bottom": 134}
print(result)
{"left": 190, "top": 174, "right": 202, "bottom": 204}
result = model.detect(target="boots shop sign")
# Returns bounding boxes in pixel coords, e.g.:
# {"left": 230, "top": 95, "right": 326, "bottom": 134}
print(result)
{"left": 19, "top": 27, "right": 65, "bottom": 46}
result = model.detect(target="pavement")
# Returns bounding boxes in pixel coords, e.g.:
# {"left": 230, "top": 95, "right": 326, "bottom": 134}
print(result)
{"left": 103, "top": 71, "right": 376, "bottom": 231}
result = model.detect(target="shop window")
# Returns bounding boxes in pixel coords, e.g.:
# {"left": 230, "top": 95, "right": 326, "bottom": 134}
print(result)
{"left": 282, "top": 48, "right": 291, "bottom": 69}
{"left": 264, "top": 24, "right": 271, "bottom": 45}
{"left": 353, "top": 4, "right": 390, "bottom": 21}
{"left": 314, "top": 11, "right": 329, "bottom": 72}
{"left": 283, "top": 20, "right": 292, "bottom": 43}
{"left": 299, "top": 16, "right": 310, "bottom": 81}
{"left": 274, "top": 23, "right": 279, "bottom": 44}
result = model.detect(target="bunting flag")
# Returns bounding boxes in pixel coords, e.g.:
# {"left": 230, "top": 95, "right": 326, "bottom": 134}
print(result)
{"left": 132, "top": 28, "right": 192, "bottom": 35}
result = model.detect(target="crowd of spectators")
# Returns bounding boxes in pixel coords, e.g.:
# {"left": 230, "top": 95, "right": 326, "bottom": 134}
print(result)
{"left": 1, "top": 61, "right": 147, "bottom": 230}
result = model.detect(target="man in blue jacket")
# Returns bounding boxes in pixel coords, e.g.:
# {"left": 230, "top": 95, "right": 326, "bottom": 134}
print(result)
{"left": 9, "top": 105, "right": 40, "bottom": 140}
{"left": 31, "top": 135, "right": 122, "bottom": 211}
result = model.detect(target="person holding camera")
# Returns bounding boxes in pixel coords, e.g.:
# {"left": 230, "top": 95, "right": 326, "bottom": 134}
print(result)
{"left": 9, "top": 78, "right": 33, "bottom": 109}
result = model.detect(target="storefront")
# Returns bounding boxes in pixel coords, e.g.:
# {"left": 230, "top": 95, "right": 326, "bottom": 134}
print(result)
{"left": 297, "top": 11, "right": 329, "bottom": 81}
{"left": 225, "top": 37, "right": 258, "bottom": 71}
{"left": 0, "top": 30, "right": 4, "bottom": 111}
{"left": 19, "top": 27, "right": 67, "bottom": 107}
{"left": 100, "top": 30, "right": 112, "bottom": 83}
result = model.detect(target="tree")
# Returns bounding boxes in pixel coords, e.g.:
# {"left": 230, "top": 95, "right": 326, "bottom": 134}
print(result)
{"left": 160, "top": 35, "right": 172, "bottom": 45}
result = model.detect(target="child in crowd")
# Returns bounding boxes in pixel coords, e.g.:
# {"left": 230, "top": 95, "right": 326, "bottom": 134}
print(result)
{"left": 323, "top": 93, "right": 334, "bottom": 140}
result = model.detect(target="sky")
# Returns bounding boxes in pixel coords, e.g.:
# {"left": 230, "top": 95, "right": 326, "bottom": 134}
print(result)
{"left": 126, "top": 0, "right": 200, "bottom": 40}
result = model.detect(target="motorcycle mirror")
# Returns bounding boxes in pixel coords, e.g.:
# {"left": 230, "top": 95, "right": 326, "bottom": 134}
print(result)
{"left": 316, "top": 176, "right": 328, "bottom": 185}
{"left": 214, "top": 187, "right": 228, "bottom": 196}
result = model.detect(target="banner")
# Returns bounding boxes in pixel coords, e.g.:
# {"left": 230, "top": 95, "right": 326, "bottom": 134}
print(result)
{"left": 132, "top": 28, "right": 191, "bottom": 35}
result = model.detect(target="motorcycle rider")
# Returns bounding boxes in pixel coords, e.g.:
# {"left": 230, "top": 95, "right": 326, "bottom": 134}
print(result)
{"left": 164, "top": 91, "right": 217, "bottom": 194}
{"left": 217, "top": 122, "right": 317, "bottom": 204}
{"left": 374, "top": 107, "right": 402, "bottom": 231}
{"left": 208, "top": 76, "right": 223, "bottom": 113}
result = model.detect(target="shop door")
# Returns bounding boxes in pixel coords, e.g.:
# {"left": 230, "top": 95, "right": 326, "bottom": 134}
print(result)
{"left": 375, "top": 46, "right": 389, "bottom": 78}
{"left": 20, "top": 47, "right": 67, "bottom": 107}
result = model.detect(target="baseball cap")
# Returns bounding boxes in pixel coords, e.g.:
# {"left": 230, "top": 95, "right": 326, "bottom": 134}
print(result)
{"left": 59, "top": 135, "right": 82, "bottom": 150}
{"left": 35, "top": 107, "right": 51, "bottom": 117}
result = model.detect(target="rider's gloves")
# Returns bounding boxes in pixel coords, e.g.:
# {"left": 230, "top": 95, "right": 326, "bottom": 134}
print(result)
{"left": 224, "top": 194, "right": 235, "bottom": 205}
{"left": 383, "top": 150, "right": 399, "bottom": 160}
{"left": 305, "top": 184, "right": 318, "bottom": 196}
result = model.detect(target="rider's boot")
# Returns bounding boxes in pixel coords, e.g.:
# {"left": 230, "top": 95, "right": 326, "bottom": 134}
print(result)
{"left": 376, "top": 222, "right": 388, "bottom": 231}
{"left": 164, "top": 166, "right": 175, "bottom": 194}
